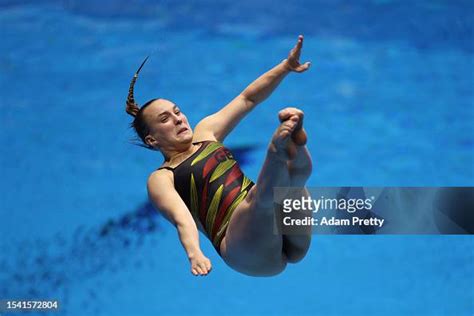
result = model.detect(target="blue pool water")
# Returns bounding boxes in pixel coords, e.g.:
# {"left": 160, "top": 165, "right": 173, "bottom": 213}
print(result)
{"left": 1, "top": 1, "right": 473, "bottom": 315}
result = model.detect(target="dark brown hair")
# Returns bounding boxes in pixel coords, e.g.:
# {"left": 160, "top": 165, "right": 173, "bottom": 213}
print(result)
{"left": 129, "top": 98, "right": 158, "bottom": 150}
{"left": 125, "top": 56, "right": 158, "bottom": 150}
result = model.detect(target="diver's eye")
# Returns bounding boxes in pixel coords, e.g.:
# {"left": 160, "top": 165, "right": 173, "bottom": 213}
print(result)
{"left": 175, "top": 110, "right": 181, "bottom": 115}
{"left": 161, "top": 116, "right": 169, "bottom": 123}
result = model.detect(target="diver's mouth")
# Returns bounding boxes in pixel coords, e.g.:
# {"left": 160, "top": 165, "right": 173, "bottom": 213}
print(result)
{"left": 177, "top": 127, "right": 188, "bottom": 135}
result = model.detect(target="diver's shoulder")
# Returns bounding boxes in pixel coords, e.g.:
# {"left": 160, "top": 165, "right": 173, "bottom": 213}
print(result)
{"left": 191, "top": 130, "right": 218, "bottom": 143}
{"left": 147, "top": 168, "right": 173, "bottom": 188}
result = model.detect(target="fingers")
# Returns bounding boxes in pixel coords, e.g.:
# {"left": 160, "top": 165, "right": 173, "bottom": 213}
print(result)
{"left": 190, "top": 260, "right": 212, "bottom": 276}
{"left": 191, "top": 266, "right": 206, "bottom": 276}
{"left": 295, "top": 61, "right": 311, "bottom": 73}
{"left": 287, "top": 35, "right": 312, "bottom": 73}
{"left": 296, "top": 34, "right": 303, "bottom": 50}
{"left": 197, "top": 265, "right": 206, "bottom": 275}
{"left": 291, "top": 35, "right": 303, "bottom": 58}
{"left": 291, "top": 35, "right": 303, "bottom": 53}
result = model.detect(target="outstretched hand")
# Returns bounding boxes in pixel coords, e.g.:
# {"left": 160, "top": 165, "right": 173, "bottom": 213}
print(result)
{"left": 285, "top": 35, "right": 311, "bottom": 73}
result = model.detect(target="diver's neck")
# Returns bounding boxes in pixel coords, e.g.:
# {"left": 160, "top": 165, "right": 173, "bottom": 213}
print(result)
{"left": 163, "top": 143, "right": 195, "bottom": 164}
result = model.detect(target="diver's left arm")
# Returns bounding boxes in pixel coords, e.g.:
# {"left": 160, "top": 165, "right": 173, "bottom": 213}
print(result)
{"left": 241, "top": 59, "right": 292, "bottom": 107}
{"left": 194, "top": 35, "right": 311, "bottom": 142}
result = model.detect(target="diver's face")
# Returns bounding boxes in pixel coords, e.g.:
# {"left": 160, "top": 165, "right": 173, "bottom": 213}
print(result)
{"left": 143, "top": 99, "right": 193, "bottom": 149}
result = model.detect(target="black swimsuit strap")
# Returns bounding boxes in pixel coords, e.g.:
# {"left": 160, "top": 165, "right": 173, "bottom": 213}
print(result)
{"left": 157, "top": 141, "right": 213, "bottom": 172}
{"left": 157, "top": 166, "right": 174, "bottom": 171}
{"left": 157, "top": 141, "right": 219, "bottom": 173}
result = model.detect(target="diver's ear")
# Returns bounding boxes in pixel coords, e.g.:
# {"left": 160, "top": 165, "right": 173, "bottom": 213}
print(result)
{"left": 145, "top": 135, "right": 159, "bottom": 148}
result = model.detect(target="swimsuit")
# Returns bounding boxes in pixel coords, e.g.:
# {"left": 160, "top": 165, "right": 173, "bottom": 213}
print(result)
{"left": 158, "top": 141, "right": 254, "bottom": 254}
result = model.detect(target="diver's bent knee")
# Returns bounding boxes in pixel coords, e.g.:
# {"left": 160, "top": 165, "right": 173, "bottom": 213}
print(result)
{"left": 284, "top": 249, "right": 308, "bottom": 264}
{"left": 283, "top": 238, "right": 311, "bottom": 264}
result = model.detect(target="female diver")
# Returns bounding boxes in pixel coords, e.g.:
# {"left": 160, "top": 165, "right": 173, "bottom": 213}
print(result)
{"left": 126, "top": 35, "right": 313, "bottom": 277}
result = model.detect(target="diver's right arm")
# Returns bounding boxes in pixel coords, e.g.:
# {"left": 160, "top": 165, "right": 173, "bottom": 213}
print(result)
{"left": 147, "top": 171, "right": 212, "bottom": 276}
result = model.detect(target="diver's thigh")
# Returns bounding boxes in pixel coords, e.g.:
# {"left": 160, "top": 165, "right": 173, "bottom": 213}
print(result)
{"left": 222, "top": 190, "right": 282, "bottom": 265}
{"left": 221, "top": 213, "right": 287, "bottom": 277}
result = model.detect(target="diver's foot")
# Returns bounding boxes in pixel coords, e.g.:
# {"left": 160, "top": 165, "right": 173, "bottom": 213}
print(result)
{"left": 269, "top": 115, "right": 300, "bottom": 160}
{"left": 278, "top": 108, "right": 307, "bottom": 146}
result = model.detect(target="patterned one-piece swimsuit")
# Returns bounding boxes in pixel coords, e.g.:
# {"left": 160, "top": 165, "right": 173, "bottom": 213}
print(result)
{"left": 158, "top": 141, "right": 254, "bottom": 254}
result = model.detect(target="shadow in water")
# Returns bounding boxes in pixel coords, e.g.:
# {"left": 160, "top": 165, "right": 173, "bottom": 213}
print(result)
{"left": 0, "top": 202, "right": 160, "bottom": 311}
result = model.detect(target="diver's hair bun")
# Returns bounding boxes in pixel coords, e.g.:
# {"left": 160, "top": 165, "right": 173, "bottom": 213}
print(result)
{"left": 125, "top": 56, "right": 150, "bottom": 117}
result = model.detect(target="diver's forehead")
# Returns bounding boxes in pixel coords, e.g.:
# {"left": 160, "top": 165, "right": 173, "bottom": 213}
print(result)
{"left": 149, "top": 99, "right": 177, "bottom": 115}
